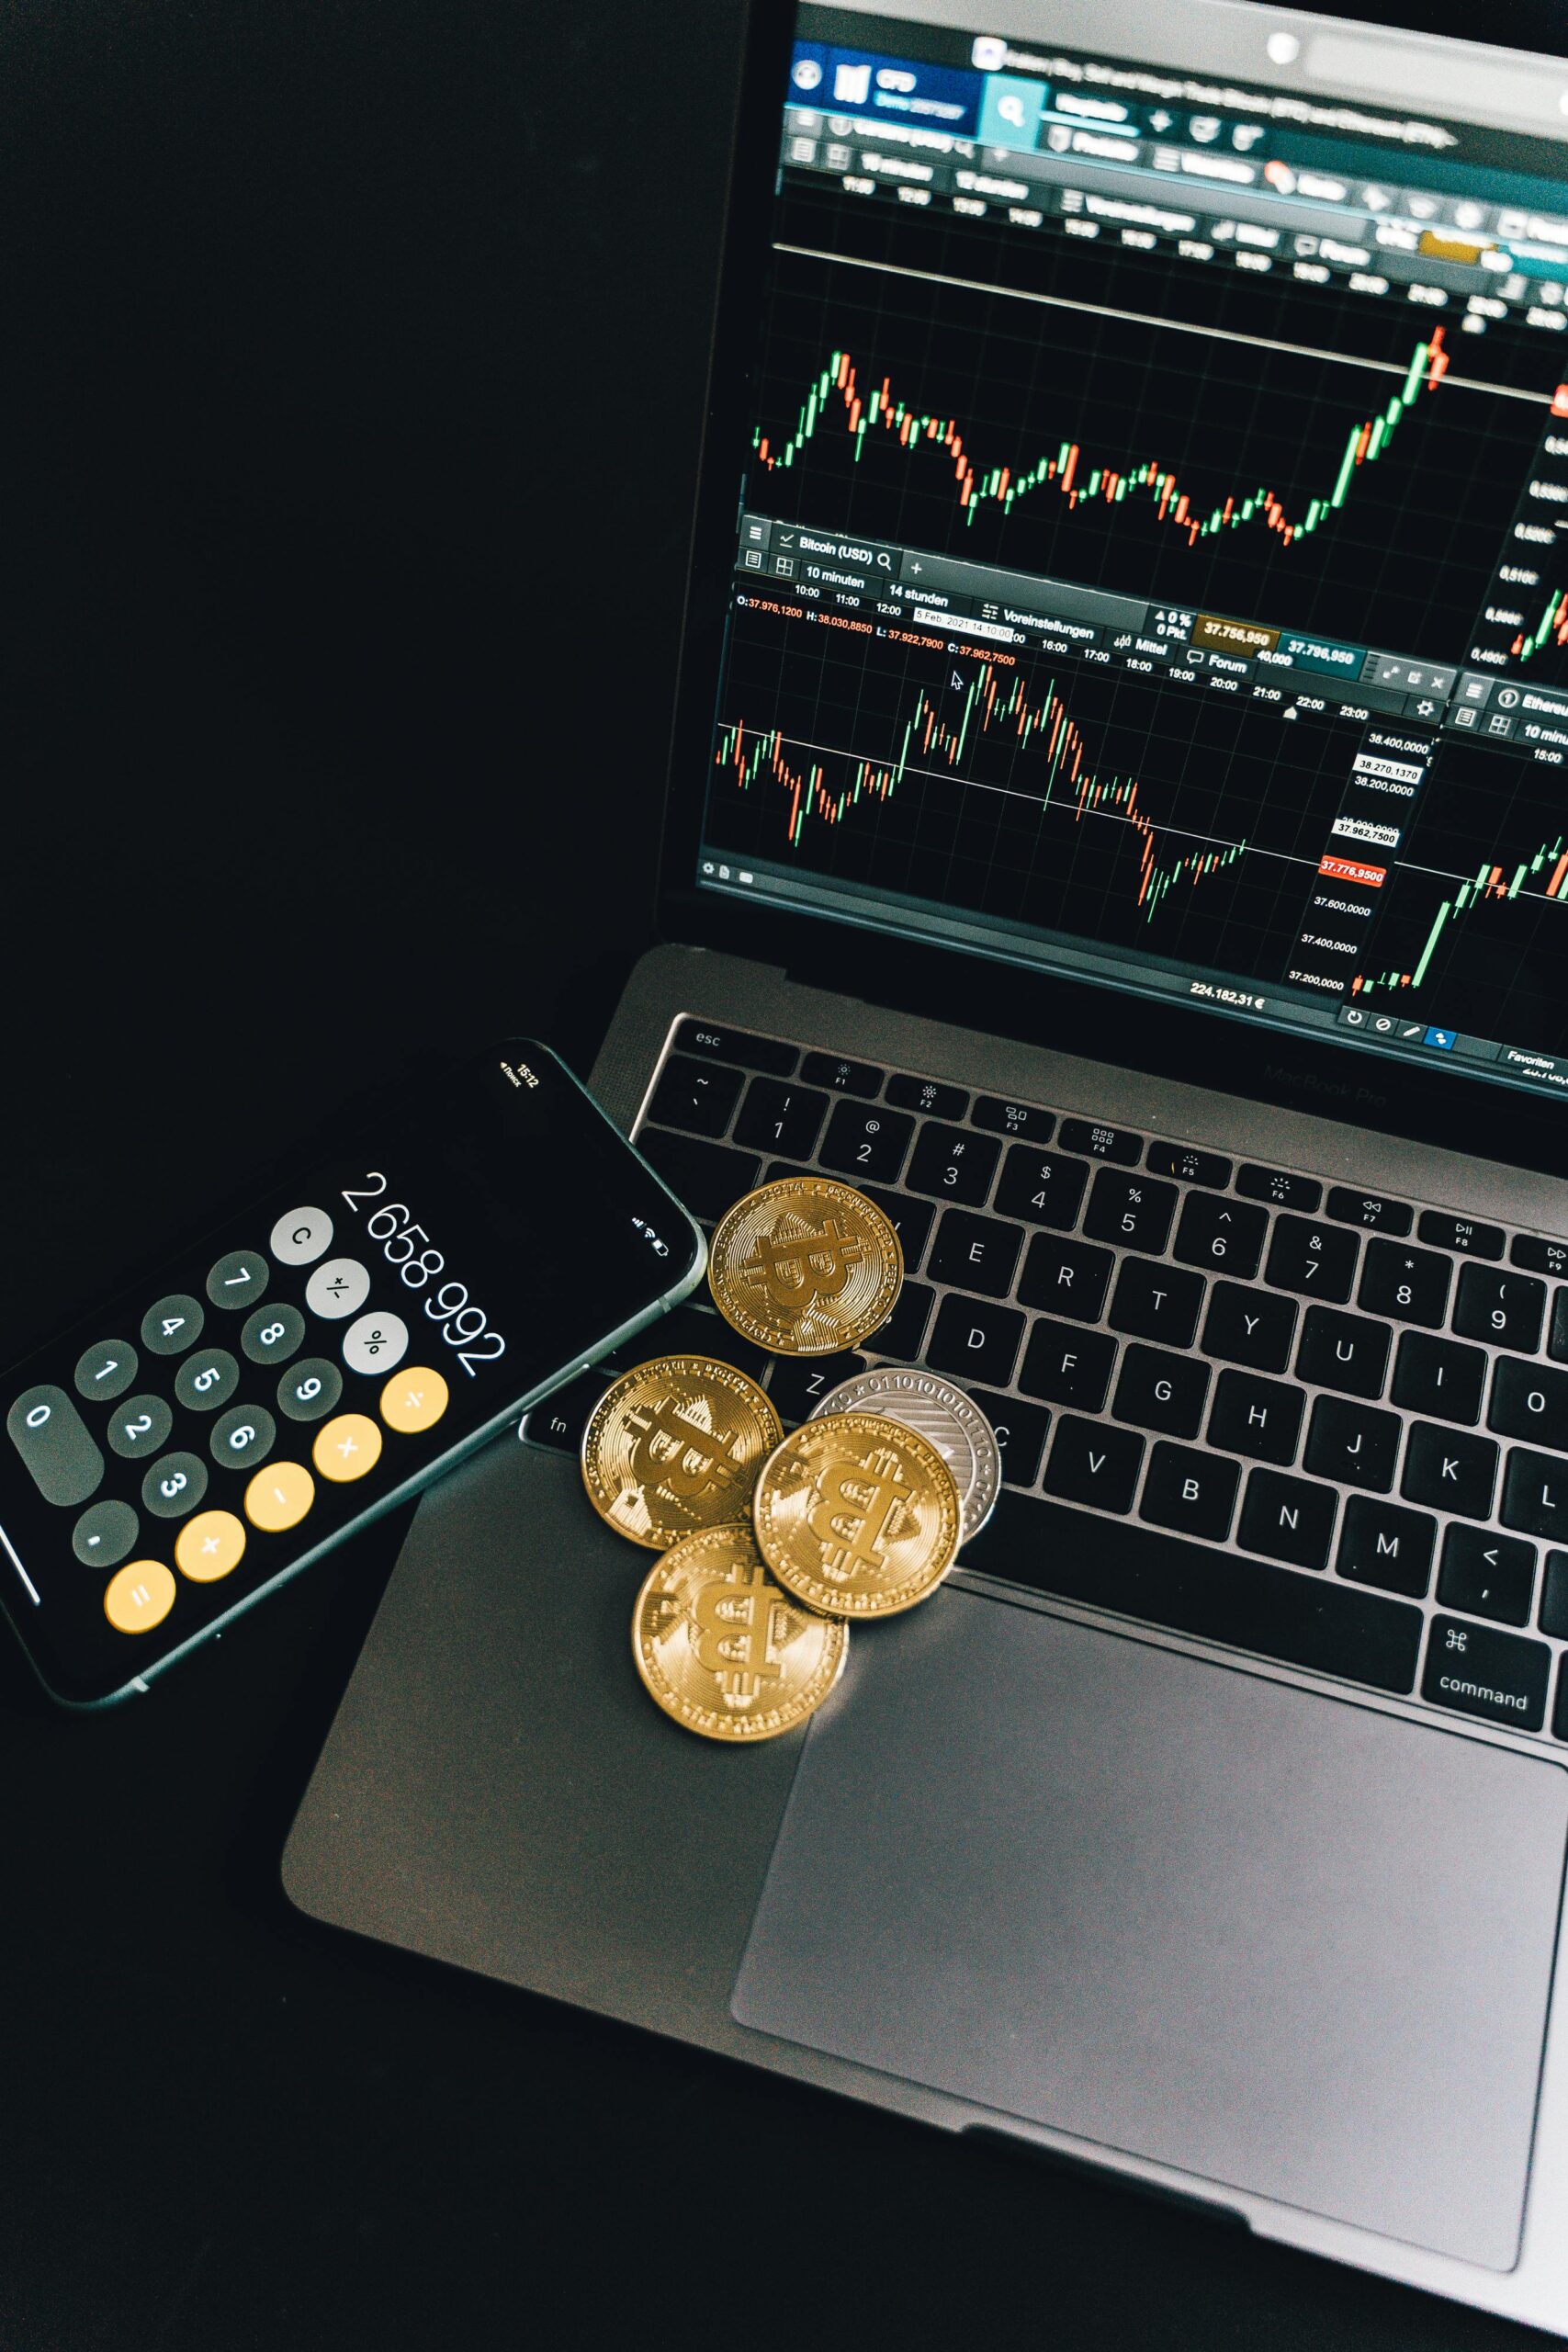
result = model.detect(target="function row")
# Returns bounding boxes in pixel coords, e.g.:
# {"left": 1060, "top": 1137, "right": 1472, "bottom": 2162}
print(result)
{"left": 663, "top": 1020, "right": 1563, "bottom": 1266}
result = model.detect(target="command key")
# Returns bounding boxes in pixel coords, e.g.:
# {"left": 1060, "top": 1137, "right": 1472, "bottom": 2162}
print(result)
{"left": 1423, "top": 1614, "right": 1551, "bottom": 1733}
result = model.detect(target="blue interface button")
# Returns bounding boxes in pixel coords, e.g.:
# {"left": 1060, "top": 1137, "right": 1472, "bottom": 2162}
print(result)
{"left": 1424, "top": 1027, "right": 1457, "bottom": 1050}
{"left": 979, "top": 73, "right": 1045, "bottom": 150}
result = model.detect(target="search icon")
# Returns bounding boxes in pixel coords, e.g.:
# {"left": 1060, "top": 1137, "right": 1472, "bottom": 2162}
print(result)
{"left": 998, "top": 92, "right": 1027, "bottom": 129}
{"left": 876, "top": 551, "right": 893, "bottom": 571}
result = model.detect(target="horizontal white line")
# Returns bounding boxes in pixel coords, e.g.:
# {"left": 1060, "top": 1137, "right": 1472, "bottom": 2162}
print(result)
{"left": 773, "top": 242, "right": 1550, "bottom": 405}
{"left": 739, "top": 722, "right": 1281, "bottom": 858}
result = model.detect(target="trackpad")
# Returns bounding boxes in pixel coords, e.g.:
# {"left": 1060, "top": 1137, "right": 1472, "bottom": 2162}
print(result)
{"left": 731, "top": 1590, "right": 1568, "bottom": 2268}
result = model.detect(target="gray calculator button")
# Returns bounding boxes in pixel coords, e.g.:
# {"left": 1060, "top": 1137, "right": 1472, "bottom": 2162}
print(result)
{"left": 73, "top": 1340, "right": 138, "bottom": 1404}
{"left": 306, "top": 1257, "right": 370, "bottom": 1320}
{"left": 271, "top": 1205, "right": 333, "bottom": 1266}
{"left": 6, "top": 1385, "right": 105, "bottom": 1508}
{"left": 206, "top": 1250, "right": 269, "bottom": 1310}
{"left": 343, "top": 1311, "right": 408, "bottom": 1374}
{"left": 276, "top": 1358, "right": 342, "bottom": 1422}
{"left": 73, "top": 1498, "right": 140, "bottom": 1568}
{"left": 107, "top": 1394, "right": 174, "bottom": 1461}
{"left": 141, "top": 1294, "right": 205, "bottom": 1357}
{"left": 141, "top": 1450, "right": 208, "bottom": 1520}
{"left": 242, "top": 1303, "right": 306, "bottom": 1367}
{"left": 174, "top": 1348, "right": 240, "bottom": 1414}
{"left": 210, "top": 1404, "right": 276, "bottom": 1470}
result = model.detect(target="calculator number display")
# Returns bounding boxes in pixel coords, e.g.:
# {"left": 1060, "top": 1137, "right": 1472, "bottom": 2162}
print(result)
{"left": 340, "top": 1172, "right": 504, "bottom": 1375}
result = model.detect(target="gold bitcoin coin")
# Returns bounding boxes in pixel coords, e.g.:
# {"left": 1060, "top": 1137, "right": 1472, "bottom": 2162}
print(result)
{"left": 707, "top": 1177, "right": 903, "bottom": 1356}
{"left": 581, "top": 1356, "right": 784, "bottom": 1550}
{"left": 752, "top": 1411, "right": 961, "bottom": 1618}
{"left": 631, "top": 1521, "right": 848, "bottom": 1742}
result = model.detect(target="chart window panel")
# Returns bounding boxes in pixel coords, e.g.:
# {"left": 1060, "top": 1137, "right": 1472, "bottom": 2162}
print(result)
{"left": 695, "top": 5, "right": 1568, "bottom": 1104}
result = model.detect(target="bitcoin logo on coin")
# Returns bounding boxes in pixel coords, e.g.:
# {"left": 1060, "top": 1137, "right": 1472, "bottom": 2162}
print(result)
{"left": 581, "top": 1357, "right": 784, "bottom": 1550}
{"left": 810, "top": 1366, "right": 1001, "bottom": 1542}
{"left": 746, "top": 1216, "right": 863, "bottom": 1312}
{"left": 806, "top": 1451, "right": 919, "bottom": 1584}
{"left": 752, "top": 1411, "right": 961, "bottom": 1618}
{"left": 632, "top": 1522, "right": 849, "bottom": 1742}
{"left": 708, "top": 1178, "right": 902, "bottom": 1355}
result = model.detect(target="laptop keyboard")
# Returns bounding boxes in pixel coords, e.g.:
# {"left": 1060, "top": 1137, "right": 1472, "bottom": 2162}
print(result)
{"left": 526, "top": 1014, "right": 1568, "bottom": 1745}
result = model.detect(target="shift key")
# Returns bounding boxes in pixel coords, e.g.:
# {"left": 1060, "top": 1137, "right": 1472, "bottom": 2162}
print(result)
{"left": 1422, "top": 1615, "right": 1551, "bottom": 1732}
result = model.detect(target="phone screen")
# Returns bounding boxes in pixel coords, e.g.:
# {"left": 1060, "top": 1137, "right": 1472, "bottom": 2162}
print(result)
{"left": 1, "top": 1042, "right": 705, "bottom": 1704}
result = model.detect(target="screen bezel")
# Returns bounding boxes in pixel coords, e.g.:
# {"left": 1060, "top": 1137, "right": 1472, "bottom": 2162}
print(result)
{"left": 654, "top": 0, "right": 1568, "bottom": 1182}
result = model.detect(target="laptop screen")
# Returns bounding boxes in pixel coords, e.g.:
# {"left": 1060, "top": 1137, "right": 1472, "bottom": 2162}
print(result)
{"left": 691, "top": 0, "right": 1568, "bottom": 1105}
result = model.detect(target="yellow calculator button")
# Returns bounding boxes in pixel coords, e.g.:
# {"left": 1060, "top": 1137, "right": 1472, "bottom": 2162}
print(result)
{"left": 379, "top": 1366, "right": 450, "bottom": 1436}
{"left": 175, "top": 1509, "right": 247, "bottom": 1583}
{"left": 104, "top": 1560, "right": 175, "bottom": 1634}
{"left": 244, "top": 1460, "right": 314, "bottom": 1532}
{"left": 312, "top": 1413, "right": 383, "bottom": 1483}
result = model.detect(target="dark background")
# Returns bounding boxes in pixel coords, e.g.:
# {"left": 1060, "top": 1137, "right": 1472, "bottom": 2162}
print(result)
{"left": 2, "top": 3, "right": 1565, "bottom": 2345}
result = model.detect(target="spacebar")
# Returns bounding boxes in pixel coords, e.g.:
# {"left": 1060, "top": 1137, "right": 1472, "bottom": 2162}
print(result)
{"left": 962, "top": 1492, "right": 1421, "bottom": 1696}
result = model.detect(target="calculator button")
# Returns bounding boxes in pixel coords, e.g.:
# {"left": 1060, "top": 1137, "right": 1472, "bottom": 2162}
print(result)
{"left": 141, "top": 1451, "right": 209, "bottom": 1520}
{"left": 243, "top": 1460, "right": 314, "bottom": 1532}
{"left": 175, "top": 1510, "right": 247, "bottom": 1583}
{"left": 271, "top": 1205, "right": 333, "bottom": 1266}
{"left": 141, "top": 1294, "right": 205, "bottom": 1357}
{"left": 210, "top": 1405, "right": 276, "bottom": 1472}
{"left": 205, "top": 1250, "right": 269, "bottom": 1310}
{"left": 73, "top": 1340, "right": 138, "bottom": 1403}
{"left": 312, "top": 1412, "right": 383, "bottom": 1483}
{"left": 174, "top": 1348, "right": 240, "bottom": 1414}
{"left": 6, "top": 1385, "right": 105, "bottom": 1507}
{"left": 343, "top": 1311, "right": 409, "bottom": 1375}
{"left": 242, "top": 1303, "right": 306, "bottom": 1366}
{"left": 72, "top": 1498, "right": 139, "bottom": 1568}
{"left": 276, "top": 1358, "right": 343, "bottom": 1422}
{"left": 379, "top": 1366, "right": 450, "bottom": 1435}
{"left": 104, "top": 1560, "right": 175, "bottom": 1634}
{"left": 107, "top": 1395, "right": 174, "bottom": 1462}
{"left": 305, "top": 1257, "right": 370, "bottom": 1320}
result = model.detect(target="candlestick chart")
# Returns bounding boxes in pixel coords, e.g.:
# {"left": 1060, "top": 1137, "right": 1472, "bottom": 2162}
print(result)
{"left": 753, "top": 252, "right": 1541, "bottom": 659}
{"left": 1348, "top": 739, "right": 1568, "bottom": 1056}
{"left": 705, "top": 597, "right": 1355, "bottom": 985}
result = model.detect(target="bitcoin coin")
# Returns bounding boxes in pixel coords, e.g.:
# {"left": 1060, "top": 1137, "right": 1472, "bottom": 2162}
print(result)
{"left": 752, "top": 1410, "right": 961, "bottom": 1618}
{"left": 631, "top": 1521, "right": 849, "bottom": 1742}
{"left": 810, "top": 1366, "right": 1000, "bottom": 1542}
{"left": 581, "top": 1356, "right": 784, "bottom": 1550}
{"left": 707, "top": 1177, "right": 903, "bottom": 1356}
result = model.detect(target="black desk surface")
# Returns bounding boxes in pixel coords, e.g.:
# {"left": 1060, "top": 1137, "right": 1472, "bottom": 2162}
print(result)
{"left": 0, "top": 3, "right": 1560, "bottom": 2344}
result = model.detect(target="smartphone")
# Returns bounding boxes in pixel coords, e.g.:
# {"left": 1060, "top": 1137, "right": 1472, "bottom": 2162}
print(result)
{"left": 1, "top": 1041, "right": 705, "bottom": 1707}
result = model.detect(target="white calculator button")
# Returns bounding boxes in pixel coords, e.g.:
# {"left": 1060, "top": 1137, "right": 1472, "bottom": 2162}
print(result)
{"left": 271, "top": 1205, "right": 334, "bottom": 1266}
{"left": 305, "top": 1256, "right": 370, "bottom": 1320}
{"left": 342, "top": 1312, "right": 408, "bottom": 1374}
{"left": 73, "top": 1340, "right": 138, "bottom": 1403}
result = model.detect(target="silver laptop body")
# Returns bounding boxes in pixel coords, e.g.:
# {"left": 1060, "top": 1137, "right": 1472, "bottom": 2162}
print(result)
{"left": 285, "top": 4, "right": 1568, "bottom": 2330}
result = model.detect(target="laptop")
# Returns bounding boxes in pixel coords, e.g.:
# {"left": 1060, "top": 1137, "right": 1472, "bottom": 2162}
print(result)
{"left": 284, "top": 1, "right": 1568, "bottom": 2328}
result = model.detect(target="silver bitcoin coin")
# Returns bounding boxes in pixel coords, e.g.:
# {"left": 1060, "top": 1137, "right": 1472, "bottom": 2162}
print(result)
{"left": 808, "top": 1364, "right": 1001, "bottom": 1542}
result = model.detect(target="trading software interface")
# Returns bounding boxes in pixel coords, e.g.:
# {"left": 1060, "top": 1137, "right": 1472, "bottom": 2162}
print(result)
{"left": 694, "top": 2, "right": 1568, "bottom": 1102}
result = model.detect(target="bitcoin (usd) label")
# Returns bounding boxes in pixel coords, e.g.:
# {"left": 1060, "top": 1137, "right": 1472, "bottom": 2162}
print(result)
{"left": 707, "top": 1178, "right": 902, "bottom": 1357}
{"left": 631, "top": 1521, "right": 848, "bottom": 1742}
{"left": 752, "top": 1411, "right": 960, "bottom": 1618}
{"left": 581, "top": 1356, "right": 784, "bottom": 1550}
